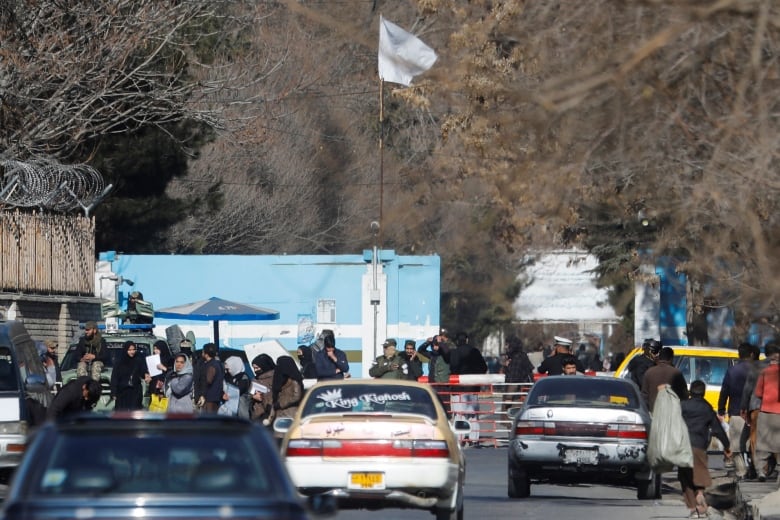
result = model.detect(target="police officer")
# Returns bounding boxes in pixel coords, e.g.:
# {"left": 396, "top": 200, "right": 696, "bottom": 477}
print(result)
{"left": 369, "top": 339, "right": 404, "bottom": 379}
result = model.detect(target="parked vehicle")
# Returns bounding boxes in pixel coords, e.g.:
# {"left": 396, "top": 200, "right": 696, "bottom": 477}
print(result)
{"left": 613, "top": 345, "right": 742, "bottom": 409}
{"left": 275, "top": 379, "right": 470, "bottom": 520}
{"left": 59, "top": 324, "right": 164, "bottom": 410}
{"left": 507, "top": 375, "right": 660, "bottom": 500}
{"left": 2, "top": 412, "right": 334, "bottom": 520}
{"left": 0, "top": 321, "right": 51, "bottom": 479}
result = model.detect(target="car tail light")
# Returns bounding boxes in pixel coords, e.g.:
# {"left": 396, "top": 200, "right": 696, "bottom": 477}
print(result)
{"left": 514, "top": 421, "right": 547, "bottom": 435}
{"left": 286, "top": 439, "right": 449, "bottom": 458}
{"left": 515, "top": 420, "right": 646, "bottom": 439}
{"left": 286, "top": 439, "right": 324, "bottom": 456}
{"left": 606, "top": 423, "right": 647, "bottom": 439}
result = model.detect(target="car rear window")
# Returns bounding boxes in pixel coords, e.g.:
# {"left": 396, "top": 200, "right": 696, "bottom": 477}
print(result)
{"left": 302, "top": 385, "right": 437, "bottom": 418}
{"left": 675, "top": 356, "right": 734, "bottom": 386}
{"left": 29, "top": 428, "right": 276, "bottom": 496}
{"left": 526, "top": 378, "right": 641, "bottom": 409}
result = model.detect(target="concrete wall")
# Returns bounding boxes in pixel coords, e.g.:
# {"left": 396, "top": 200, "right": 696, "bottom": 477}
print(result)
{"left": 0, "top": 295, "right": 102, "bottom": 359}
{"left": 99, "top": 251, "right": 441, "bottom": 377}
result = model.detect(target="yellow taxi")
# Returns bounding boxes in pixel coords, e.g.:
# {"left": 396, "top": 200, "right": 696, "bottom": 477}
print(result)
{"left": 614, "top": 345, "right": 742, "bottom": 410}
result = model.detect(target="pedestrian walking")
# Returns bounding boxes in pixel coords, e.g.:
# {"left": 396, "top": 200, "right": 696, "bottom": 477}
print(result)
{"left": 641, "top": 346, "right": 688, "bottom": 411}
{"left": 717, "top": 342, "right": 755, "bottom": 477}
{"left": 679, "top": 380, "right": 731, "bottom": 518}
{"left": 753, "top": 342, "right": 780, "bottom": 482}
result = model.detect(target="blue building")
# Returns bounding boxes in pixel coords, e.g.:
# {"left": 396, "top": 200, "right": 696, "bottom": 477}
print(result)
{"left": 96, "top": 251, "right": 441, "bottom": 377}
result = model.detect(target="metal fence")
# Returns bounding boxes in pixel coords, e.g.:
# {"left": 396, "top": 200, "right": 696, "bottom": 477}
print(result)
{"left": 430, "top": 380, "right": 534, "bottom": 448}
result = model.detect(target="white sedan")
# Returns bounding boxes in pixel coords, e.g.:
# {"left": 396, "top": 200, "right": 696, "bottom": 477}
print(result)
{"left": 275, "top": 379, "right": 470, "bottom": 520}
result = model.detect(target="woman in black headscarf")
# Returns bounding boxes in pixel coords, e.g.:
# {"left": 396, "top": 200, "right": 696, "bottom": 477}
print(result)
{"left": 272, "top": 356, "right": 304, "bottom": 420}
{"left": 296, "top": 345, "right": 318, "bottom": 379}
{"left": 250, "top": 354, "right": 276, "bottom": 424}
{"left": 110, "top": 341, "right": 149, "bottom": 411}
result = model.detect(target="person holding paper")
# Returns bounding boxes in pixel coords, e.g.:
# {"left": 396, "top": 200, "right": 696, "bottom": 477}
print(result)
{"left": 224, "top": 356, "right": 252, "bottom": 419}
{"left": 250, "top": 354, "right": 276, "bottom": 425}
{"left": 148, "top": 340, "right": 173, "bottom": 404}
{"left": 110, "top": 341, "right": 149, "bottom": 411}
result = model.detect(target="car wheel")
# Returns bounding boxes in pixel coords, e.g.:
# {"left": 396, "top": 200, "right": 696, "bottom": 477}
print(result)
{"left": 653, "top": 472, "right": 662, "bottom": 499}
{"left": 435, "top": 476, "right": 464, "bottom": 520}
{"left": 507, "top": 464, "right": 530, "bottom": 499}
{"left": 637, "top": 472, "right": 661, "bottom": 500}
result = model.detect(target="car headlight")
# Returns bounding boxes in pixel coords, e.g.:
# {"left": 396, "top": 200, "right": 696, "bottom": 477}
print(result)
{"left": 0, "top": 421, "right": 28, "bottom": 435}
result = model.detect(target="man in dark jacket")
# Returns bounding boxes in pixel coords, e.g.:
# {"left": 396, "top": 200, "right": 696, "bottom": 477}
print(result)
{"left": 201, "top": 343, "right": 224, "bottom": 414}
{"left": 75, "top": 321, "right": 108, "bottom": 381}
{"left": 401, "top": 340, "right": 423, "bottom": 381}
{"left": 47, "top": 376, "right": 102, "bottom": 420}
{"left": 641, "top": 346, "right": 688, "bottom": 411}
{"left": 627, "top": 338, "right": 662, "bottom": 388}
{"left": 314, "top": 334, "right": 349, "bottom": 380}
{"left": 679, "top": 380, "right": 731, "bottom": 516}
{"left": 448, "top": 332, "right": 486, "bottom": 447}
{"left": 448, "top": 331, "right": 487, "bottom": 376}
{"left": 717, "top": 342, "right": 755, "bottom": 476}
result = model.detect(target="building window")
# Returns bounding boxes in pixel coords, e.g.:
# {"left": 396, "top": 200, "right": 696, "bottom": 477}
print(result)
{"left": 317, "top": 299, "right": 336, "bottom": 324}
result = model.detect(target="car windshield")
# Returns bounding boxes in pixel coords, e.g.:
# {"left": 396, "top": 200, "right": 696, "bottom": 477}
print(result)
{"left": 29, "top": 427, "right": 276, "bottom": 496}
{"left": 302, "top": 384, "right": 437, "bottom": 419}
{"left": 526, "top": 377, "right": 641, "bottom": 409}
{"left": 0, "top": 346, "right": 18, "bottom": 391}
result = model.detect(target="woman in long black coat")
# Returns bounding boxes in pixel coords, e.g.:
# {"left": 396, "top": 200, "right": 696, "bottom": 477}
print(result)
{"left": 110, "top": 341, "right": 148, "bottom": 411}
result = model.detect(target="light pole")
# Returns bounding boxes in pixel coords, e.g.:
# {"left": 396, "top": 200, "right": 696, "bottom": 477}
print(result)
{"left": 370, "top": 221, "right": 381, "bottom": 358}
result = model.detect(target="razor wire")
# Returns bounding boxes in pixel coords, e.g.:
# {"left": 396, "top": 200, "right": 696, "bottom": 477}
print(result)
{"left": 0, "top": 158, "right": 111, "bottom": 214}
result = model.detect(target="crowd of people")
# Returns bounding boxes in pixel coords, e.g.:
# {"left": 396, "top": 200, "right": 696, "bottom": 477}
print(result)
{"left": 623, "top": 338, "right": 780, "bottom": 518}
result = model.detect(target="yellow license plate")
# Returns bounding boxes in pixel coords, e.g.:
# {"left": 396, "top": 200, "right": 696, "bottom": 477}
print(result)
{"left": 348, "top": 472, "right": 385, "bottom": 489}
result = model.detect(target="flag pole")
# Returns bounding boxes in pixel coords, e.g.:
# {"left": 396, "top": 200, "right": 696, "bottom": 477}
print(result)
{"left": 378, "top": 78, "right": 384, "bottom": 246}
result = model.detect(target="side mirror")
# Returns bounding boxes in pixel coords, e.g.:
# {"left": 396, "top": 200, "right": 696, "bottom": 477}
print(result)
{"left": 273, "top": 417, "right": 293, "bottom": 434}
{"left": 506, "top": 407, "right": 521, "bottom": 420}
{"left": 452, "top": 419, "right": 471, "bottom": 434}
{"left": 25, "top": 373, "right": 47, "bottom": 393}
{"left": 306, "top": 493, "right": 338, "bottom": 517}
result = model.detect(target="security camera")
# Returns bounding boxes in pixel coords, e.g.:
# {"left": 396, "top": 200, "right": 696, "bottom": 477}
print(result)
{"left": 370, "top": 221, "right": 380, "bottom": 233}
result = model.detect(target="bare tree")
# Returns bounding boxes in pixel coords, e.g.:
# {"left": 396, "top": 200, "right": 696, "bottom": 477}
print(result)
{"left": 0, "top": 0, "right": 272, "bottom": 159}
{"left": 416, "top": 0, "right": 780, "bottom": 324}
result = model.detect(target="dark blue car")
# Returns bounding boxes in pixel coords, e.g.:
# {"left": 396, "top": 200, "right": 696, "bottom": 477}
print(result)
{"left": 2, "top": 412, "right": 335, "bottom": 520}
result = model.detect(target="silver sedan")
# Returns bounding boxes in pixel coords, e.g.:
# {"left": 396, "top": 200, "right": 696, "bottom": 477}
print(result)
{"left": 507, "top": 375, "right": 661, "bottom": 500}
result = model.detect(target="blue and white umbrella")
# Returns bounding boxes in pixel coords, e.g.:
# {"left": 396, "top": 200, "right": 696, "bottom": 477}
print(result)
{"left": 155, "top": 297, "right": 280, "bottom": 347}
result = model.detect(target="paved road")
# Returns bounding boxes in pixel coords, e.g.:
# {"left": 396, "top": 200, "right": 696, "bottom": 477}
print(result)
{"left": 333, "top": 447, "right": 724, "bottom": 520}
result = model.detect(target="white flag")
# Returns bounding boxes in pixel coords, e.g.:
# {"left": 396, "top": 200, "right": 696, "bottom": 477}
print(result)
{"left": 378, "top": 15, "right": 437, "bottom": 86}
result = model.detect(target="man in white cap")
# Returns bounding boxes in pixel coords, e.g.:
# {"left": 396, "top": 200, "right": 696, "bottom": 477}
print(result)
{"left": 537, "top": 336, "right": 584, "bottom": 375}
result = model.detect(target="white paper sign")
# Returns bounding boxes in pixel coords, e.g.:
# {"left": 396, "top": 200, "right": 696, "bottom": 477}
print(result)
{"left": 218, "top": 382, "right": 240, "bottom": 416}
{"left": 146, "top": 354, "right": 162, "bottom": 377}
{"left": 252, "top": 382, "right": 268, "bottom": 395}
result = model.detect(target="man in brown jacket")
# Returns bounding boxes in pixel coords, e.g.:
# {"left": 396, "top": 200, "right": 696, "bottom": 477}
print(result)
{"left": 641, "top": 346, "right": 688, "bottom": 411}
